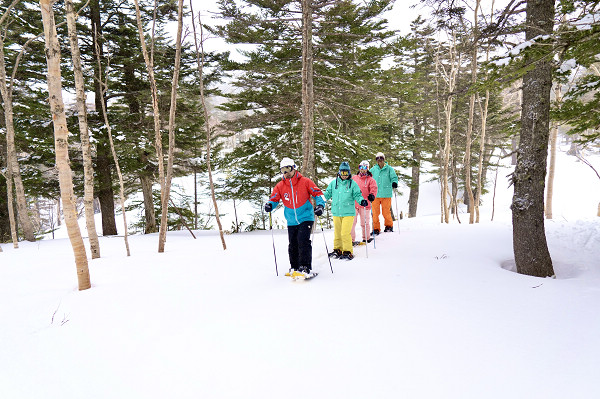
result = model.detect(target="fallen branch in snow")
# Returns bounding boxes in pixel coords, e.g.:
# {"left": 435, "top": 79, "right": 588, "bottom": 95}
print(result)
{"left": 51, "top": 302, "right": 69, "bottom": 326}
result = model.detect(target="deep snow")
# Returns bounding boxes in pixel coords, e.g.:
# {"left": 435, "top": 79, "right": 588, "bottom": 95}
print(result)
{"left": 1, "top": 149, "right": 599, "bottom": 399}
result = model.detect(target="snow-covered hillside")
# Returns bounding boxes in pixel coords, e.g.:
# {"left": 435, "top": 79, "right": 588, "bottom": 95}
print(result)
{"left": 1, "top": 148, "right": 599, "bottom": 399}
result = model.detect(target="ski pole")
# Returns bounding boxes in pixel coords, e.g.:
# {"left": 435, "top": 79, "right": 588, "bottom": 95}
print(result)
{"left": 269, "top": 212, "right": 278, "bottom": 276}
{"left": 317, "top": 216, "right": 334, "bottom": 274}
{"left": 363, "top": 207, "right": 368, "bottom": 258}
{"left": 393, "top": 189, "right": 400, "bottom": 235}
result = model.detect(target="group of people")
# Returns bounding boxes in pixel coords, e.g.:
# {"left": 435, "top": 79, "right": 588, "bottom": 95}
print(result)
{"left": 264, "top": 153, "right": 399, "bottom": 277}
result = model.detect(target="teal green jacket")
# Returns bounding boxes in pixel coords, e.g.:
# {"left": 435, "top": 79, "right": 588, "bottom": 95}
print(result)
{"left": 369, "top": 163, "right": 399, "bottom": 198}
{"left": 324, "top": 176, "right": 365, "bottom": 217}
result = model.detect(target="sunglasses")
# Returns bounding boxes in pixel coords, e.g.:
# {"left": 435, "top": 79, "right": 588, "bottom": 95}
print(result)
{"left": 376, "top": 156, "right": 384, "bottom": 161}
{"left": 339, "top": 170, "right": 350, "bottom": 177}
{"left": 359, "top": 165, "right": 368, "bottom": 170}
{"left": 280, "top": 166, "right": 294, "bottom": 174}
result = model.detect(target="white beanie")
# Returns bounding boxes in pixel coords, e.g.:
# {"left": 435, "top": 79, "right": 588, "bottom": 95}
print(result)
{"left": 375, "top": 152, "right": 385, "bottom": 159}
{"left": 280, "top": 157, "right": 296, "bottom": 169}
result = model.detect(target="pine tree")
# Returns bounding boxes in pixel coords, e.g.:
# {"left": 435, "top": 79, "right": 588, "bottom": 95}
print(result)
{"left": 511, "top": 0, "right": 555, "bottom": 277}
{"left": 212, "top": 0, "right": 395, "bottom": 201}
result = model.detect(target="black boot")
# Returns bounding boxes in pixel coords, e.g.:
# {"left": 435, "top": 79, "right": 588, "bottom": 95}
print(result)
{"left": 384, "top": 226, "right": 393, "bottom": 232}
{"left": 299, "top": 266, "right": 311, "bottom": 274}
{"left": 342, "top": 251, "right": 354, "bottom": 260}
{"left": 373, "top": 229, "right": 380, "bottom": 236}
{"left": 328, "top": 249, "right": 342, "bottom": 258}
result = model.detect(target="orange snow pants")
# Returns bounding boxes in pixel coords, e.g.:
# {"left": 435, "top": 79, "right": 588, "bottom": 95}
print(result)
{"left": 372, "top": 197, "right": 392, "bottom": 231}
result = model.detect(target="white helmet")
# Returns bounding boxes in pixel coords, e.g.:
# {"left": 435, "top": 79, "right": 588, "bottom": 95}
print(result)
{"left": 280, "top": 157, "right": 296, "bottom": 169}
{"left": 359, "top": 160, "right": 370, "bottom": 169}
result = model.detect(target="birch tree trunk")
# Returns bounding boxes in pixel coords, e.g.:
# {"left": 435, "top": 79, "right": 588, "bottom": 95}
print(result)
{"left": 475, "top": 90, "right": 490, "bottom": 223}
{"left": 40, "top": 0, "right": 90, "bottom": 290}
{"left": 464, "top": 0, "right": 480, "bottom": 224}
{"left": 301, "top": 0, "right": 315, "bottom": 180}
{"left": 0, "top": 1, "right": 20, "bottom": 248}
{"left": 0, "top": 38, "right": 36, "bottom": 241}
{"left": 545, "top": 85, "right": 561, "bottom": 219}
{"left": 475, "top": 0, "right": 495, "bottom": 223}
{"left": 133, "top": 0, "right": 166, "bottom": 252}
{"left": 94, "top": 38, "right": 130, "bottom": 257}
{"left": 511, "top": 0, "right": 555, "bottom": 278}
{"left": 158, "top": 0, "right": 184, "bottom": 253}
{"left": 190, "top": 2, "right": 226, "bottom": 250}
{"left": 437, "top": 37, "right": 458, "bottom": 224}
{"left": 4, "top": 167, "right": 18, "bottom": 247}
{"left": 66, "top": 0, "right": 100, "bottom": 258}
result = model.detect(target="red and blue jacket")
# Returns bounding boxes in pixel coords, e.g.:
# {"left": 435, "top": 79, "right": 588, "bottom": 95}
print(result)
{"left": 267, "top": 171, "right": 325, "bottom": 226}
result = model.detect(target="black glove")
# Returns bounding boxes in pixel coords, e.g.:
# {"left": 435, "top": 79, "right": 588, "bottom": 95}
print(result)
{"left": 314, "top": 205, "right": 324, "bottom": 216}
{"left": 392, "top": 182, "right": 398, "bottom": 189}
{"left": 360, "top": 199, "right": 368, "bottom": 207}
{"left": 368, "top": 193, "right": 375, "bottom": 202}
{"left": 264, "top": 202, "right": 273, "bottom": 213}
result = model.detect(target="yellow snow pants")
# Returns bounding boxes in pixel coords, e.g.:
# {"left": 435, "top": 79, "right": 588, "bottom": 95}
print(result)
{"left": 333, "top": 215, "right": 355, "bottom": 254}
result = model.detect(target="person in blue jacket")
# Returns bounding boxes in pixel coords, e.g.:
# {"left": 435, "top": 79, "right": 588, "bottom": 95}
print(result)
{"left": 264, "top": 157, "right": 325, "bottom": 275}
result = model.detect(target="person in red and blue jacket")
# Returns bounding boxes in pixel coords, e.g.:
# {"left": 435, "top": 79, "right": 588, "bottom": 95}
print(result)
{"left": 264, "top": 157, "right": 325, "bottom": 275}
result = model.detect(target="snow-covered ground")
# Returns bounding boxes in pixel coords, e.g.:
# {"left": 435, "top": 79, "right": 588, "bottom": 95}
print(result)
{"left": 1, "top": 148, "right": 599, "bottom": 399}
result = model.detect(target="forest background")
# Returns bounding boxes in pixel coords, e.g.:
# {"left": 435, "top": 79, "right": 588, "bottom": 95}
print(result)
{"left": 0, "top": 0, "right": 599, "bottom": 288}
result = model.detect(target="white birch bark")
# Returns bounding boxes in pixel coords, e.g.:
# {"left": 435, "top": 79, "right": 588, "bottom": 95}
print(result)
{"left": 132, "top": 0, "right": 165, "bottom": 252}
{"left": 0, "top": 1, "right": 36, "bottom": 242}
{"left": 3, "top": 167, "right": 18, "bottom": 247}
{"left": 190, "top": 2, "right": 226, "bottom": 250}
{"left": 40, "top": 0, "right": 90, "bottom": 290}
{"left": 436, "top": 35, "right": 459, "bottom": 224}
{"left": 464, "top": 0, "right": 480, "bottom": 224}
{"left": 474, "top": 0, "right": 495, "bottom": 223}
{"left": 158, "top": 0, "right": 184, "bottom": 253}
{"left": 65, "top": 0, "right": 100, "bottom": 258}
{"left": 545, "top": 86, "right": 560, "bottom": 219}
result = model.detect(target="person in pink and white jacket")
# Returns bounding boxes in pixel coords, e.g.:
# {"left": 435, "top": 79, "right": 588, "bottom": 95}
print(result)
{"left": 351, "top": 160, "right": 378, "bottom": 245}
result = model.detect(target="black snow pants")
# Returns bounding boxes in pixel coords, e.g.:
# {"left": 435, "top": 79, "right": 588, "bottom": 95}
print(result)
{"left": 287, "top": 220, "right": 313, "bottom": 271}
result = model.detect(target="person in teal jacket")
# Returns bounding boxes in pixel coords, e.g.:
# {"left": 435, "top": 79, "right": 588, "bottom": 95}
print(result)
{"left": 324, "top": 162, "right": 368, "bottom": 260}
{"left": 369, "top": 152, "right": 399, "bottom": 234}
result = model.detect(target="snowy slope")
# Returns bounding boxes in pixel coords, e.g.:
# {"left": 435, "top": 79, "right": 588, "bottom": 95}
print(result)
{"left": 1, "top": 149, "right": 599, "bottom": 399}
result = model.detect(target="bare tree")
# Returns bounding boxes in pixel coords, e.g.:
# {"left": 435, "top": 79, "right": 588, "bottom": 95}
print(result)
{"left": 94, "top": 37, "right": 130, "bottom": 257}
{"left": 474, "top": 0, "right": 495, "bottom": 223}
{"left": 435, "top": 34, "right": 460, "bottom": 224}
{"left": 132, "top": 0, "right": 166, "bottom": 251}
{"left": 464, "top": 0, "right": 481, "bottom": 224}
{"left": 40, "top": 0, "right": 90, "bottom": 290}
{"left": 190, "top": 3, "right": 226, "bottom": 250}
{"left": 545, "top": 84, "right": 561, "bottom": 219}
{"left": 0, "top": 0, "right": 36, "bottom": 242}
{"left": 65, "top": 0, "right": 100, "bottom": 258}
{"left": 511, "top": 0, "right": 555, "bottom": 277}
{"left": 158, "top": 0, "right": 184, "bottom": 253}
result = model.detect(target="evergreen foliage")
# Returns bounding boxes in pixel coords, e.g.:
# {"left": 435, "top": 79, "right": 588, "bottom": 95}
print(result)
{"left": 211, "top": 0, "right": 396, "bottom": 203}
{"left": 552, "top": 1, "right": 600, "bottom": 143}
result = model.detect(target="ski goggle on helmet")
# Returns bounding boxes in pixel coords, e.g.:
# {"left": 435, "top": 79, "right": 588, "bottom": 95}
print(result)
{"left": 279, "top": 157, "right": 296, "bottom": 174}
{"left": 358, "top": 160, "right": 369, "bottom": 170}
